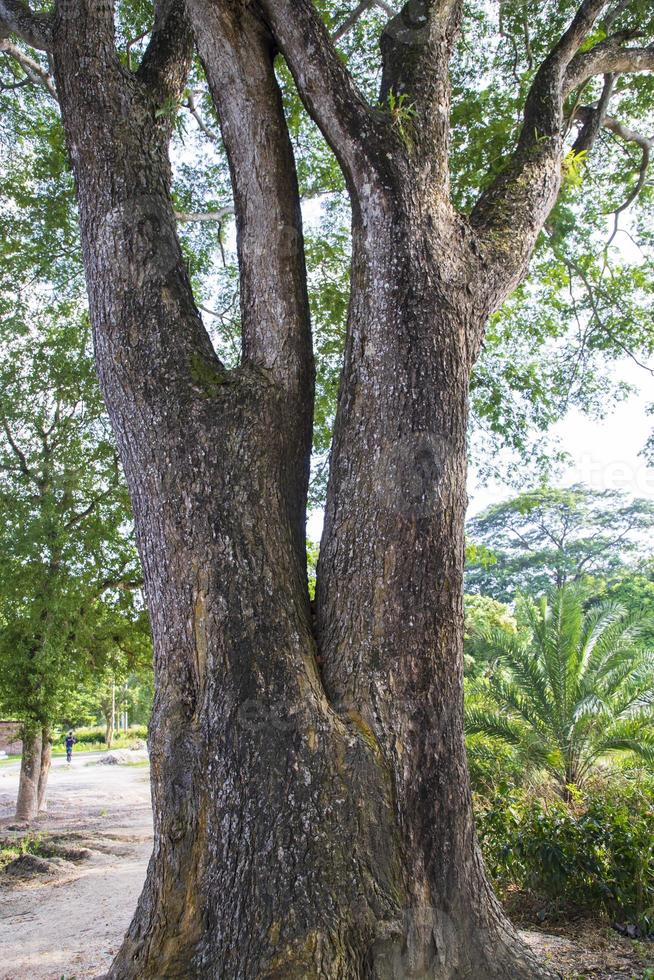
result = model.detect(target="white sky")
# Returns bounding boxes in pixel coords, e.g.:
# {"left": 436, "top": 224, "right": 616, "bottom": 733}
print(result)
{"left": 468, "top": 361, "right": 654, "bottom": 517}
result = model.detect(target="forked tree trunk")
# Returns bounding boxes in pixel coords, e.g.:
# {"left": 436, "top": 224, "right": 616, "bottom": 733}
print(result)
{"left": 49, "top": 2, "right": 557, "bottom": 978}
{"left": 15, "top": 725, "right": 42, "bottom": 822}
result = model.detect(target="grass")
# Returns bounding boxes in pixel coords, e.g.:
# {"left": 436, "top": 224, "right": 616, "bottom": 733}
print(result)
{"left": 0, "top": 832, "right": 46, "bottom": 872}
{"left": 52, "top": 742, "right": 107, "bottom": 755}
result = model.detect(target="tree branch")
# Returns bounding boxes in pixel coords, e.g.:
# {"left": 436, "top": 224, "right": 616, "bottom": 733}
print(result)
{"left": 379, "top": 0, "right": 463, "bottom": 183}
{"left": 332, "top": 0, "right": 396, "bottom": 42}
{"left": 1, "top": 420, "right": 32, "bottom": 479}
{"left": 136, "top": 0, "right": 193, "bottom": 106}
{"left": 566, "top": 39, "right": 654, "bottom": 93}
{"left": 0, "top": 37, "right": 56, "bottom": 98}
{"left": 469, "top": 0, "right": 622, "bottom": 311}
{"left": 257, "top": 0, "right": 386, "bottom": 184}
{"left": 574, "top": 104, "right": 653, "bottom": 243}
{"left": 182, "top": 88, "right": 219, "bottom": 142}
{"left": 0, "top": 0, "right": 51, "bottom": 51}
{"left": 571, "top": 72, "right": 615, "bottom": 154}
{"left": 175, "top": 208, "right": 234, "bottom": 223}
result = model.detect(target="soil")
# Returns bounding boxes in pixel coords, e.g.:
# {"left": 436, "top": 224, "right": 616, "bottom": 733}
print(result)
{"left": 0, "top": 755, "right": 652, "bottom": 979}
{"left": 0, "top": 754, "right": 152, "bottom": 980}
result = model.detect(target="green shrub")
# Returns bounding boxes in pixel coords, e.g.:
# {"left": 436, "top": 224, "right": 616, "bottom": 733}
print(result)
{"left": 475, "top": 773, "right": 654, "bottom": 930}
{"left": 53, "top": 725, "right": 148, "bottom": 748}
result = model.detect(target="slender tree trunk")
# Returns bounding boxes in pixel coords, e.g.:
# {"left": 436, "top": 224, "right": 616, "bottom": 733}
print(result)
{"left": 36, "top": 725, "right": 52, "bottom": 813}
{"left": 15, "top": 725, "right": 42, "bottom": 822}
{"left": 105, "top": 682, "right": 116, "bottom": 750}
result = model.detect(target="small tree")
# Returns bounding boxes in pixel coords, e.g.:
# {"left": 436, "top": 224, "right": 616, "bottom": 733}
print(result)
{"left": 467, "top": 586, "right": 654, "bottom": 795}
{"left": 0, "top": 313, "right": 145, "bottom": 820}
{"left": 467, "top": 486, "right": 654, "bottom": 600}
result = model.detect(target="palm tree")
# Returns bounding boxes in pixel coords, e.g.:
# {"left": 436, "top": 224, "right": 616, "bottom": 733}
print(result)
{"left": 466, "top": 585, "right": 654, "bottom": 795}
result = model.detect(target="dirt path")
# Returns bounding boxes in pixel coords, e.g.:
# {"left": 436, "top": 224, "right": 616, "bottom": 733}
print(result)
{"left": 1, "top": 757, "right": 652, "bottom": 979}
{"left": 0, "top": 756, "right": 152, "bottom": 980}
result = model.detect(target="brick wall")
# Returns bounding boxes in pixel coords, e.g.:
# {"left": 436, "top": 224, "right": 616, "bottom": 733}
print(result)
{"left": 0, "top": 721, "right": 21, "bottom": 754}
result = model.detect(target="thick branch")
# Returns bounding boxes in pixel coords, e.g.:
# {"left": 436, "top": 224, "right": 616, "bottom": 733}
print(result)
{"left": 380, "top": 0, "right": 462, "bottom": 100}
{"left": 187, "top": 0, "right": 314, "bottom": 559}
{"left": 0, "top": 38, "right": 56, "bottom": 98}
{"left": 0, "top": 0, "right": 51, "bottom": 50}
{"left": 257, "top": 0, "right": 386, "bottom": 185}
{"left": 136, "top": 0, "right": 193, "bottom": 106}
{"left": 571, "top": 73, "right": 615, "bottom": 153}
{"left": 469, "top": 0, "right": 616, "bottom": 311}
{"left": 379, "top": 0, "right": 462, "bottom": 185}
{"left": 566, "top": 40, "right": 654, "bottom": 93}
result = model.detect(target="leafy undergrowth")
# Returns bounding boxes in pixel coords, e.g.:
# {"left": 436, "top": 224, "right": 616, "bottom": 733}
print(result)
{"left": 0, "top": 833, "right": 46, "bottom": 872}
{"left": 0, "top": 832, "right": 92, "bottom": 880}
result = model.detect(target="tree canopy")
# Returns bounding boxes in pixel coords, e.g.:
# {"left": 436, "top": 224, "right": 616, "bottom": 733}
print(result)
{"left": 1, "top": 1, "right": 653, "bottom": 498}
{"left": 466, "top": 485, "right": 654, "bottom": 599}
{"left": 0, "top": 312, "right": 148, "bottom": 737}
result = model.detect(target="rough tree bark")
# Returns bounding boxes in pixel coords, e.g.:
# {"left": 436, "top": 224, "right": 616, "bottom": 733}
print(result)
{"left": 36, "top": 725, "right": 52, "bottom": 813}
{"left": 2, "top": 0, "right": 653, "bottom": 975}
{"left": 15, "top": 724, "right": 42, "bottom": 822}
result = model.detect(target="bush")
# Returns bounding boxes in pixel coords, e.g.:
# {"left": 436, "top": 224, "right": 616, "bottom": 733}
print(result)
{"left": 53, "top": 725, "right": 148, "bottom": 748}
{"left": 475, "top": 773, "right": 654, "bottom": 931}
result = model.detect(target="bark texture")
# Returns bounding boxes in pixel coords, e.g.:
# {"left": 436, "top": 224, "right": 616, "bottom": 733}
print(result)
{"left": 9, "top": 0, "right": 645, "bottom": 975}
{"left": 36, "top": 726, "right": 52, "bottom": 813}
{"left": 15, "top": 726, "right": 42, "bottom": 822}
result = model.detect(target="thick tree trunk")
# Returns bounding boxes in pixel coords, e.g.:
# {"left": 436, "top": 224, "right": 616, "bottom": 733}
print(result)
{"left": 315, "top": 192, "right": 549, "bottom": 977}
{"left": 49, "top": 3, "right": 556, "bottom": 977}
{"left": 15, "top": 725, "right": 42, "bottom": 822}
{"left": 36, "top": 726, "right": 52, "bottom": 813}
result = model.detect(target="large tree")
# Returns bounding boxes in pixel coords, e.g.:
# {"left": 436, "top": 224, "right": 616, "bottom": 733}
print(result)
{"left": 0, "top": 312, "right": 144, "bottom": 820}
{"left": 0, "top": 0, "right": 653, "bottom": 977}
{"left": 466, "top": 485, "right": 654, "bottom": 600}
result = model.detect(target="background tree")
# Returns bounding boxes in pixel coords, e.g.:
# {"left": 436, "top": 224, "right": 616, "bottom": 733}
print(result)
{"left": 0, "top": 312, "right": 146, "bottom": 820}
{"left": 0, "top": 0, "right": 653, "bottom": 976}
{"left": 466, "top": 586, "right": 654, "bottom": 796}
{"left": 467, "top": 485, "right": 654, "bottom": 600}
{"left": 463, "top": 593, "right": 519, "bottom": 677}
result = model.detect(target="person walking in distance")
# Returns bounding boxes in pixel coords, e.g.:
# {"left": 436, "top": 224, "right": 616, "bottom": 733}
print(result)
{"left": 65, "top": 730, "right": 76, "bottom": 764}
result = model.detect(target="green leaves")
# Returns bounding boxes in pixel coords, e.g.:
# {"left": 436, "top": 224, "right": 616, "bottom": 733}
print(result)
{"left": 466, "top": 585, "right": 654, "bottom": 791}
{"left": 476, "top": 774, "right": 654, "bottom": 929}
{"left": 467, "top": 485, "right": 654, "bottom": 600}
{"left": 0, "top": 312, "right": 150, "bottom": 729}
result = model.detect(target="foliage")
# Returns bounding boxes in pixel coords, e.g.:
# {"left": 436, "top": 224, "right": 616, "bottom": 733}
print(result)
{"left": 307, "top": 539, "right": 319, "bottom": 600}
{"left": 587, "top": 561, "right": 654, "bottom": 649}
{"left": 475, "top": 774, "right": 654, "bottom": 931}
{"left": 466, "top": 485, "right": 654, "bottom": 600}
{"left": 466, "top": 586, "right": 654, "bottom": 791}
{"left": 1, "top": 2, "right": 652, "bottom": 512}
{"left": 0, "top": 832, "right": 46, "bottom": 872}
{"left": 52, "top": 724, "right": 148, "bottom": 749}
{"left": 0, "top": 314, "right": 150, "bottom": 733}
{"left": 463, "top": 593, "right": 518, "bottom": 677}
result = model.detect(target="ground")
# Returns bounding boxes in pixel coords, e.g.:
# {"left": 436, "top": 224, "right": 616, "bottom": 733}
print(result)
{"left": 0, "top": 755, "right": 652, "bottom": 980}
{"left": 0, "top": 753, "right": 152, "bottom": 980}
